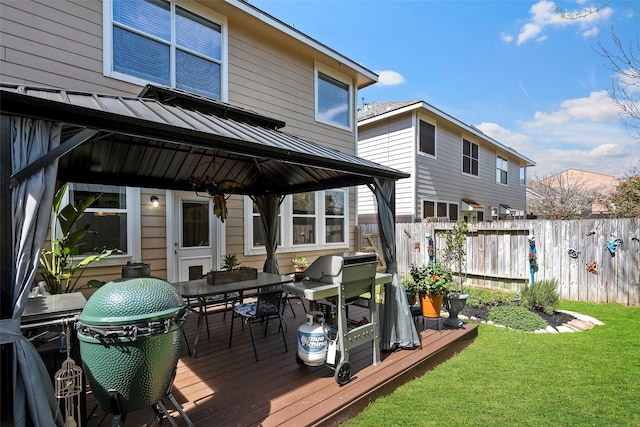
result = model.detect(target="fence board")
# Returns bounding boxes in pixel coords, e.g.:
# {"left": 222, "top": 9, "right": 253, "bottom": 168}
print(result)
{"left": 357, "top": 218, "right": 640, "bottom": 306}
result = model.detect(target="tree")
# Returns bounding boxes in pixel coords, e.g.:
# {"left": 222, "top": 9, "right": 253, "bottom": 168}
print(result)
{"left": 601, "top": 169, "right": 640, "bottom": 217}
{"left": 595, "top": 27, "right": 640, "bottom": 138}
{"left": 527, "top": 173, "right": 595, "bottom": 219}
{"left": 559, "top": 1, "right": 640, "bottom": 137}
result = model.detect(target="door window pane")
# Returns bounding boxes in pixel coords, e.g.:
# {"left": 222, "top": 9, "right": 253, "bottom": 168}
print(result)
{"left": 182, "top": 201, "right": 209, "bottom": 247}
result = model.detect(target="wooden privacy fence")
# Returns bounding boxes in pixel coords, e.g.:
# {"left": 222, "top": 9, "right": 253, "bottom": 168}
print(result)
{"left": 357, "top": 218, "right": 640, "bottom": 306}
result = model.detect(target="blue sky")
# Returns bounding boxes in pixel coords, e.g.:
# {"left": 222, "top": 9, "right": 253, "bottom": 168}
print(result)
{"left": 252, "top": 0, "right": 639, "bottom": 179}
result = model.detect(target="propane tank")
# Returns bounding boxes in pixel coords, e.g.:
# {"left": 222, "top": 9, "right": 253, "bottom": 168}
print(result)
{"left": 297, "top": 311, "right": 328, "bottom": 366}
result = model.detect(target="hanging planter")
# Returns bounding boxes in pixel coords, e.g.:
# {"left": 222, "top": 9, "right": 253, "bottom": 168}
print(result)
{"left": 188, "top": 170, "right": 241, "bottom": 223}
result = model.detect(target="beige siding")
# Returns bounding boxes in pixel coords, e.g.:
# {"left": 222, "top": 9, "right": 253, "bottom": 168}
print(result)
{"left": 2, "top": 0, "right": 366, "bottom": 284}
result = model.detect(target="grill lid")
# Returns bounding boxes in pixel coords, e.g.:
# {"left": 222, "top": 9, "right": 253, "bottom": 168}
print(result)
{"left": 78, "top": 276, "right": 185, "bottom": 326}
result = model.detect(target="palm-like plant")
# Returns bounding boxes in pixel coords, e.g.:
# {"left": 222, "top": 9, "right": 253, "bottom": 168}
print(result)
{"left": 38, "top": 183, "right": 120, "bottom": 294}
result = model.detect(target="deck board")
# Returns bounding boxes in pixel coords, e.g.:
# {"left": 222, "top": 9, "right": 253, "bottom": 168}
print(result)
{"left": 84, "top": 300, "right": 478, "bottom": 426}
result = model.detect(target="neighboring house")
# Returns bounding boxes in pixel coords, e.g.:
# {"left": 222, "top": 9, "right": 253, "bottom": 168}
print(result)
{"left": 527, "top": 168, "right": 617, "bottom": 218}
{"left": 0, "top": 0, "right": 381, "bottom": 284}
{"left": 357, "top": 101, "right": 536, "bottom": 223}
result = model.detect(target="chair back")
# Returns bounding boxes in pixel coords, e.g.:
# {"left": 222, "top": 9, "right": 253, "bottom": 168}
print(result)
{"left": 255, "top": 290, "right": 283, "bottom": 317}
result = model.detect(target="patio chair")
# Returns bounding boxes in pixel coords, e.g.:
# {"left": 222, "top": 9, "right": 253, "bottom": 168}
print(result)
{"left": 228, "top": 288, "right": 288, "bottom": 361}
{"left": 183, "top": 275, "right": 241, "bottom": 339}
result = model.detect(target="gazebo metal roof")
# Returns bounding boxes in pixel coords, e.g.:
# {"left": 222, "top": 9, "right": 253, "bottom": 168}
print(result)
{"left": 1, "top": 83, "right": 409, "bottom": 195}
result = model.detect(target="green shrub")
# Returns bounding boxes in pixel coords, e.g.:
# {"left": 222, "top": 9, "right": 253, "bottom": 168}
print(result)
{"left": 487, "top": 305, "right": 548, "bottom": 331}
{"left": 466, "top": 287, "right": 515, "bottom": 308}
{"left": 521, "top": 279, "right": 560, "bottom": 315}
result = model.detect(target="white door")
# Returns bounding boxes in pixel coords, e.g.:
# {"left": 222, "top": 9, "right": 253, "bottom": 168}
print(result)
{"left": 169, "top": 191, "right": 224, "bottom": 282}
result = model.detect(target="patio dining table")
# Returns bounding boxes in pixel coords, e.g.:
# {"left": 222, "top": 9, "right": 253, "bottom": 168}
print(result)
{"left": 173, "top": 272, "right": 293, "bottom": 358}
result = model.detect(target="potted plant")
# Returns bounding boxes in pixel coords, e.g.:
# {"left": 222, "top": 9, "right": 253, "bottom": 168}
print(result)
{"left": 410, "top": 262, "right": 452, "bottom": 318}
{"left": 207, "top": 254, "right": 257, "bottom": 285}
{"left": 402, "top": 277, "right": 420, "bottom": 306}
{"left": 291, "top": 256, "right": 308, "bottom": 272}
{"left": 439, "top": 219, "right": 470, "bottom": 327}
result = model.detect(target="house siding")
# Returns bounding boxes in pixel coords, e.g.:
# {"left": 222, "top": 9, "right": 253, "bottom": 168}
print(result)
{"left": 357, "top": 106, "right": 530, "bottom": 223}
{"left": 2, "top": 0, "right": 363, "bottom": 284}
{"left": 357, "top": 112, "right": 415, "bottom": 221}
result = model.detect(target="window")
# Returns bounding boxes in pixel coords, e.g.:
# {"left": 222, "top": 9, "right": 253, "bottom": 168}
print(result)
{"left": 419, "top": 120, "right": 436, "bottom": 156}
{"left": 462, "top": 139, "right": 478, "bottom": 176}
{"left": 496, "top": 155, "right": 508, "bottom": 185}
{"left": 246, "top": 189, "right": 348, "bottom": 254}
{"left": 65, "top": 184, "right": 140, "bottom": 264}
{"left": 292, "top": 192, "right": 316, "bottom": 245}
{"left": 423, "top": 200, "right": 458, "bottom": 221}
{"left": 519, "top": 166, "right": 526, "bottom": 186}
{"left": 105, "top": 0, "right": 226, "bottom": 100}
{"left": 325, "top": 190, "right": 345, "bottom": 243}
{"left": 316, "top": 67, "right": 351, "bottom": 129}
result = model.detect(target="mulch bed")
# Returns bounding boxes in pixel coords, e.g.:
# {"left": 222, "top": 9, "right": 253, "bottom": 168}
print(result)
{"left": 461, "top": 304, "right": 575, "bottom": 329}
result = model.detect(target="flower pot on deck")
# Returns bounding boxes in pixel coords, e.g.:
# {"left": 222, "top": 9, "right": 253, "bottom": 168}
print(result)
{"left": 419, "top": 294, "right": 444, "bottom": 318}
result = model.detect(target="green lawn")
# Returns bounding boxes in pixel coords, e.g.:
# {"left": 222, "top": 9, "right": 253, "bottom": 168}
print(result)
{"left": 345, "top": 301, "right": 640, "bottom": 427}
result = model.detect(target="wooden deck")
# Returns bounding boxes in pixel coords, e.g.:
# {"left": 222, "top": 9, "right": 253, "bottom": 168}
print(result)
{"left": 84, "top": 301, "right": 478, "bottom": 427}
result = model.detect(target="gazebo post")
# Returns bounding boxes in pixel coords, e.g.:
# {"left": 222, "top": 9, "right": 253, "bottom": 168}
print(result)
{"left": 1, "top": 114, "right": 14, "bottom": 423}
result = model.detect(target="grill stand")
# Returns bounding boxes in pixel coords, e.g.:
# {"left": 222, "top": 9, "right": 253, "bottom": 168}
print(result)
{"left": 105, "top": 387, "right": 194, "bottom": 427}
{"left": 291, "top": 253, "right": 381, "bottom": 386}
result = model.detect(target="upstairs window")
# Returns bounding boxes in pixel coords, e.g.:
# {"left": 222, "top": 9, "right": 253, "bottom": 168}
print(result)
{"left": 520, "top": 166, "right": 526, "bottom": 186}
{"left": 105, "top": 0, "right": 226, "bottom": 100}
{"left": 496, "top": 155, "right": 508, "bottom": 185}
{"left": 316, "top": 68, "right": 351, "bottom": 129}
{"left": 462, "top": 139, "right": 479, "bottom": 176}
{"left": 418, "top": 120, "right": 436, "bottom": 156}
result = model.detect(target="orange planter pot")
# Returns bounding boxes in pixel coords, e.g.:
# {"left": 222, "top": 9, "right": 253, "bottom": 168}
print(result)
{"left": 420, "top": 294, "right": 444, "bottom": 318}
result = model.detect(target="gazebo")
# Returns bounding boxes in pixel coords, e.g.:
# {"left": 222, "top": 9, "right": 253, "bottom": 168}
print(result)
{"left": 0, "top": 82, "right": 420, "bottom": 426}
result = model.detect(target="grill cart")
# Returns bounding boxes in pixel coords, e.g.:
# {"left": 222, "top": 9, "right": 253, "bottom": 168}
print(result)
{"left": 289, "top": 252, "right": 380, "bottom": 385}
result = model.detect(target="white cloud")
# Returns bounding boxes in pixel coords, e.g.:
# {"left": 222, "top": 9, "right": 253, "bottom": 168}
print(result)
{"left": 527, "top": 90, "right": 620, "bottom": 128}
{"left": 375, "top": 70, "right": 406, "bottom": 86}
{"left": 505, "top": 0, "right": 613, "bottom": 45}
{"left": 476, "top": 92, "right": 639, "bottom": 178}
{"left": 500, "top": 32, "right": 514, "bottom": 43}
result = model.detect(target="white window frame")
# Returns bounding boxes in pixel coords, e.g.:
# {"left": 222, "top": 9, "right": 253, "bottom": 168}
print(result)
{"left": 102, "top": 0, "right": 229, "bottom": 102}
{"left": 314, "top": 64, "right": 353, "bottom": 131}
{"left": 59, "top": 184, "right": 141, "bottom": 267}
{"left": 496, "top": 155, "right": 508, "bottom": 185}
{"left": 417, "top": 117, "right": 437, "bottom": 158}
{"left": 462, "top": 138, "right": 479, "bottom": 177}
{"left": 244, "top": 189, "right": 349, "bottom": 255}
{"left": 519, "top": 165, "right": 526, "bottom": 186}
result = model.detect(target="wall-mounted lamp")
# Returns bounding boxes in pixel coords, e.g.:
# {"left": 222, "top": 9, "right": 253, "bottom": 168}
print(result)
{"left": 150, "top": 195, "right": 160, "bottom": 207}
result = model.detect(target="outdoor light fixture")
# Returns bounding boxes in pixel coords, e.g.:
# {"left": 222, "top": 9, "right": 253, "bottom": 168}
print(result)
{"left": 150, "top": 196, "right": 159, "bottom": 207}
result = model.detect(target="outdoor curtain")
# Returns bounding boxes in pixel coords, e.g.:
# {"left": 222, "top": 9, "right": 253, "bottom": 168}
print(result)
{"left": 251, "top": 193, "right": 284, "bottom": 274}
{"left": 369, "top": 177, "right": 421, "bottom": 351}
{"left": 0, "top": 117, "right": 63, "bottom": 426}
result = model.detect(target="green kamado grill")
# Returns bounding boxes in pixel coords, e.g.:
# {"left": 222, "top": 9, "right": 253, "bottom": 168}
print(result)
{"left": 76, "top": 275, "right": 187, "bottom": 417}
